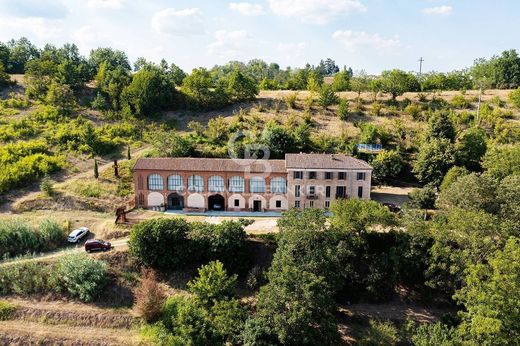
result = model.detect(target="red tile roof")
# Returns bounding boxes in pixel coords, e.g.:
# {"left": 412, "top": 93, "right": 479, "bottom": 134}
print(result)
{"left": 285, "top": 153, "right": 372, "bottom": 170}
{"left": 133, "top": 157, "right": 287, "bottom": 173}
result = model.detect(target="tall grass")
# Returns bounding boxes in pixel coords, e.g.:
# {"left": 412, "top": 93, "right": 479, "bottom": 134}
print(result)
{"left": 0, "top": 218, "right": 66, "bottom": 258}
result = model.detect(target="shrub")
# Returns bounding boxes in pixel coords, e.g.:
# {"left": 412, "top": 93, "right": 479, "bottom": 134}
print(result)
{"left": 409, "top": 322, "right": 459, "bottom": 346}
{"left": 0, "top": 261, "right": 51, "bottom": 295}
{"left": 284, "top": 93, "right": 298, "bottom": 109}
{"left": 72, "top": 180, "right": 104, "bottom": 198}
{"left": 0, "top": 301, "right": 16, "bottom": 321}
{"left": 405, "top": 103, "right": 422, "bottom": 120}
{"left": 318, "top": 86, "right": 339, "bottom": 109}
{"left": 129, "top": 218, "right": 192, "bottom": 270}
{"left": 37, "top": 218, "right": 65, "bottom": 250}
{"left": 509, "top": 87, "right": 520, "bottom": 109}
{"left": 39, "top": 175, "right": 54, "bottom": 197}
{"left": 450, "top": 94, "right": 469, "bottom": 109}
{"left": 187, "top": 261, "right": 237, "bottom": 307}
{"left": 371, "top": 150, "right": 404, "bottom": 182}
{"left": 134, "top": 268, "right": 165, "bottom": 322}
{"left": 52, "top": 254, "right": 108, "bottom": 302}
{"left": 408, "top": 186, "right": 437, "bottom": 209}
{"left": 358, "top": 319, "right": 400, "bottom": 346}
{"left": 370, "top": 102, "right": 384, "bottom": 116}
{"left": 337, "top": 99, "right": 349, "bottom": 120}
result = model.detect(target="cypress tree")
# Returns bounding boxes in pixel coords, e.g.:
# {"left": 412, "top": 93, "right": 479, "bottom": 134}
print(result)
{"left": 94, "top": 158, "right": 99, "bottom": 179}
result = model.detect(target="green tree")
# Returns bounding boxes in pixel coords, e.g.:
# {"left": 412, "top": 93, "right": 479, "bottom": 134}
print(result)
{"left": 455, "top": 127, "right": 487, "bottom": 171}
{"left": 95, "top": 62, "right": 131, "bottom": 111}
{"left": 440, "top": 166, "right": 469, "bottom": 192}
{"left": 93, "top": 158, "right": 99, "bottom": 179}
{"left": 6, "top": 37, "right": 39, "bottom": 73}
{"left": 182, "top": 68, "right": 229, "bottom": 110}
{"left": 497, "top": 175, "right": 520, "bottom": 232}
{"left": 379, "top": 69, "right": 419, "bottom": 101}
{"left": 151, "top": 131, "right": 194, "bottom": 157}
{"left": 426, "top": 111, "right": 456, "bottom": 142}
{"left": 128, "top": 218, "right": 192, "bottom": 269}
{"left": 482, "top": 144, "right": 520, "bottom": 179}
{"left": 89, "top": 47, "right": 131, "bottom": 73}
{"left": 336, "top": 99, "right": 349, "bottom": 120}
{"left": 371, "top": 149, "right": 403, "bottom": 181}
{"left": 331, "top": 70, "right": 350, "bottom": 91}
{"left": 508, "top": 87, "right": 520, "bottom": 109}
{"left": 45, "top": 81, "right": 76, "bottom": 114}
{"left": 261, "top": 122, "right": 296, "bottom": 159}
{"left": 408, "top": 186, "right": 437, "bottom": 209}
{"left": 187, "top": 261, "right": 237, "bottom": 307}
{"left": 413, "top": 138, "right": 456, "bottom": 186}
{"left": 225, "top": 69, "right": 258, "bottom": 102}
{"left": 454, "top": 237, "right": 520, "bottom": 345}
{"left": 330, "top": 199, "right": 396, "bottom": 233}
{"left": 318, "top": 85, "right": 339, "bottom": 109}
{"left": 120, "top": 65, "right": 176, "bottom": 117}
{"left": 351, "top": 70, "right": 370, "bottom": 98}
{"left": 437, "top": 173, "right": 498, "bottom": 213}
{"left": 0, "top": 62, "right": 10, "bottom": 87}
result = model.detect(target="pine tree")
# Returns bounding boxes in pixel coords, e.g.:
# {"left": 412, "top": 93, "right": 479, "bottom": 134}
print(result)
{"left": 127, "top": 145, "right": 131, "bottom": 160}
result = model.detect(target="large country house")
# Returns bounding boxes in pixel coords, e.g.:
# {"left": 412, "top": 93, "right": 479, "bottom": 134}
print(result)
{"left": 133, "top": 153, "right": 372, "bottom": 212}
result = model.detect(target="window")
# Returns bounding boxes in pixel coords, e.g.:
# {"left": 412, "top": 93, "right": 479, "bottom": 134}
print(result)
{"left": 270, "top": 177, "right": 287, "bottom": 194}
{"left": 325, "top": 186, "right": 331, "bottom": 198}
{"left": 295, "top": 200, "right": 300, "bottom": 208}
{"left": 276, "top": 200, "right": 282, "bottom": 208}
{"left": 250, "top": 177, "right": 266, "bottom": 193}
{"left": 308, "top": 171, "right": 317, "bottom": 179}
{"left": 308, "top": 186, "right": 315, "bottom": 196}
{"left": 188, "top": 175, "right": 204, "bottom": 192}
{"left": 293, "top": 171, "right": 303, "bottom": 179}
{"left": 138, "top": 176, "right": 143, "bottom": 190}
{"left": 147, "top": 174, "right": 163, "bottom": 190}
{"left": 338, "top": 172, "right": 347, "bottom": 180}
{"left": 358, "top": 186, "right": 363, "bottom": 198}
{"left": 309, "top": 201, "right": 314, "bottom": 207}
{"left": 325, "top": 200, "right": 330, "bottom": 208}
{"left": 208, "top": 176, "right": 225, "bottom": 192}
{"left": 167, "top": 175, "right": 184, "bottom": 191}
{"left": 324, "top": 171, "right": 333, "bottom": 179}
{"left": 229, "top": 176, "right": 245, "bottom": 192}
{"left": 357, "top": 172, "right": 366, "bottom": 181}
{"left": 336, "top": 186, "right": 346, "bottom": 198}
{"left": 234, "top": 199, "right": 240, "bottom": 207}
{"left": 294, "top": 185, "right": 300, "bottom": 197}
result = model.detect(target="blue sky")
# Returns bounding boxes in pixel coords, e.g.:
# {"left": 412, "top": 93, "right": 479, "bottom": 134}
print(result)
{"left": 0, "top": 0, "right": 518, "bottom": 74}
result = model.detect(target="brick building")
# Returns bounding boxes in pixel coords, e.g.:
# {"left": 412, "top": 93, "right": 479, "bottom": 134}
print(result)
{"left": 133, "top": 153, "right": 372, "bottom": 212}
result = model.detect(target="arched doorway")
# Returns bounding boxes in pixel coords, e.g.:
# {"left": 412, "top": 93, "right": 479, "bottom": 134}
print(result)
{"left": 167, "top": 193, "right": 184, "bottom": 210}
{"left": 208, "top": 194, "right": 225, "bottom": 211}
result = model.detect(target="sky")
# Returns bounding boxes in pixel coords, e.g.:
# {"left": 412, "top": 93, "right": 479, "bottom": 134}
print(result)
{"left": 0, "top": 0, "right": 518, "bottom": 74}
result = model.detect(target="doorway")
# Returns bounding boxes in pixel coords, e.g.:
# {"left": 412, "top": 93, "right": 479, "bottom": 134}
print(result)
{"left": 167, "top": 193, "right": 184, "bottom": 210}
{"left": 208, "top": 194, "right": 225, "bottom": 211}
{"left": 253, "top": 200, "right": 262, "bottom": 212}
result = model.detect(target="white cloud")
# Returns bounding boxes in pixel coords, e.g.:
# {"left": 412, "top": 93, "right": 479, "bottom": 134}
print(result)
{"left": 332, "top": 30, "right": 401, "bottom": 52}
{"left": 422, "top": 5, "right": 453, "bottom": 16}
{"left": 276, "top": 42, "right": 308, "bottom": 56}
{"left": 0, "top": 17, "right": 64, "bottom": 40}
{"left": 208, "top": 30, "right": 250, "bottom": 57}
{"left": 87, "top": 0, "right": 123, "bottom": 9}
{"left": 229, "top": 2, "right": 264, "bottom": 16}
{"left": 151, "top": 8, "right": 204, "bottom": 36}
{"left": 268, "top": 0, "right": 366, "bottom": 24}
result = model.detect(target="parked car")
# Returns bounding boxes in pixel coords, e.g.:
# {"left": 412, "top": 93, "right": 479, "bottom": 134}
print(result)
{"left": 382, "top": 202, "right": 401, "bottom": 213}
{"left": 67, "top": 227, "right": 90, "bottom": 243}
{"left": 85, "top": 239, "right": 112, "bottom": 253}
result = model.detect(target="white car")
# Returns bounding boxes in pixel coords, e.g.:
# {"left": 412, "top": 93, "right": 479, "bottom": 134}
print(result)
{"left": 68, "top": 227, "right": 90, "bottom": 243}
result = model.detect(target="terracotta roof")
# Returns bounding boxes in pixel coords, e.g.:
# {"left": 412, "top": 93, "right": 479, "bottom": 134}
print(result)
{"left": 285, "top": 153, "right": 372, "bottom": 170}
{"left": 133, "top": 157, "right": 286, "bottom": 173}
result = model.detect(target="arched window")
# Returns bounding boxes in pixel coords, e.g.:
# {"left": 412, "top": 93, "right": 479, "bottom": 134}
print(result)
{"left": 147, "top": 174, "right": 163, "bottom": 190}
{"left": 188, "top": 175, "right": 204, "bottom": 192}
{"left": 270, "top": 177, "right": 287, "bottom": 194}
{"left": 167, "top": 175, "right": 184, "bottom": 191}
{"left": 229, "top": 176, "right": 245, "bottom": 192}
{"left": 208, "top": 176, "right": 225, "bottom": 192}
{"left": 250, "top": 176, "right": 266, "bottom": 193}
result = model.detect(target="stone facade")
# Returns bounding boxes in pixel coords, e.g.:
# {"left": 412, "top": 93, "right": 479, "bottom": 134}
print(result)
{"left": 133, "top": 154, "right": 372, "bottom": 212}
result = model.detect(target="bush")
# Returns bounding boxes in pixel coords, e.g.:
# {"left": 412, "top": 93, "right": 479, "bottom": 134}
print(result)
{"left": 129, "top": 218, "right": 192, "bottom": 270}
{"left": 358, "top": 319, "right": 400, "bottom": 346}
{"left": 408, "top": 186, "right": 437, "bottom": 209}
{"left": 337, "top": 99, "right": 349, "bottom": 120}
{"left": 405, "top": 103, "right": 422, "bottom": 120}
{"left": 52, "top": 254, "right": 108, "bottom": 302}
{"left": 187, "top": 261, "right": 237, "bottom": 307}
{"left": 370, "top": 102, "right": 384, "bottom": 116}
{"left": 39, "top": 175, "right": 54, "bottom": 197}
{"left": 0, "top": 218, "right": 65, "bottom": 257}
{"left": 0, "top": 261, "right": 51, "bottom": 296}
{"left": 509, "top": 87, "right": 520, "bottom": 109}
{"left": 450, "top": 94, "right": 469, "bottom": 109}
{"left": 0, "top": 300, "right": 16, "bottom": 321}
{"left": 134, "top": 268, "right": 165, "bottom": 322}
{"left": 284, "top": 92, "right": 298, "bottom": 109}
{"left": 409, "top": 322, "right": 459, "bottom": 346}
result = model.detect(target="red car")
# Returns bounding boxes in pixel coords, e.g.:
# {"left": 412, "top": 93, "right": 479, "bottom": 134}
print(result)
{"left": 85, "top": 239, "right": 112, "bottom": 253}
